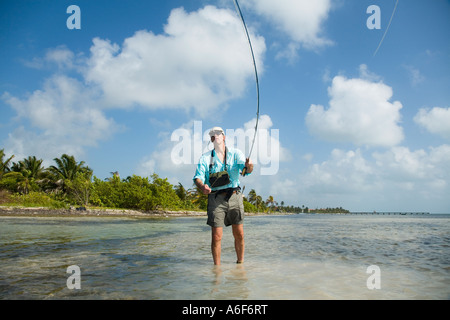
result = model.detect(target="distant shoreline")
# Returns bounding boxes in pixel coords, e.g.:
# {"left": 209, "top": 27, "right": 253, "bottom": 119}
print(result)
{"left": 0, "top": 206, "right": 204, "bottom": 218}
{"left": 0, "top": 206, "right": 435, "bottom": 218}
{"left": 0, "top": 206, "right": 288, "bottom": 218}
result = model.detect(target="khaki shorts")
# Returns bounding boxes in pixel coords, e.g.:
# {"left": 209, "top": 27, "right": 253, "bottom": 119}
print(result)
{"left": 207, "top": 190, "right": 244, "bottom": 227}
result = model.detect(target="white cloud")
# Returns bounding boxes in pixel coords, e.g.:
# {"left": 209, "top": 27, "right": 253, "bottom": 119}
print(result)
{"left": 84, "top": 6, "right": 265, "bottom": 115}
{"left": 2, "top": 75, "right": 118, "bottom": 163}
{"left": 403, "top": 64, "right": 425, "bottom": 86}
{"left": 302, "top": 148, "right": 374, "bottom": 195}
{"left": 136, "top": 130, "right": 185, "bottom": 185}
{"left": 242, "top": 0, "right": 332, "bottom": 62}
{"left": 136, "top": 120, "right": 207, "bottom": 188}
{"left": 373, "top": 146, "right": 450, "bottom": 183}
{"left": 243, "top": 0, "right": 332, "bottom": 48}
{"left": 3, "top": 5, "right": 267, "bottom": 164}
{"left": 23, "top": 46, "right": 79, "bottom": 71}
{"left": 371, "top": 145, "right": 450, "bottom": 205}
{"left": 45, "top": 46, "right": 76, "bottom": 70}
{"left": 414, "top": 107, "right": 450, "bottom": 140}
{"left": 276, "top": 145, "right": 450, "bottom": 212}
{"left": 302, "top": 153, "right": 314, "bottom": 162}
{"left": 359, "top": 64, "right": 382, "bottom": 82}
{"left": 305, "top": 73, "right": 404, "bottom": 147}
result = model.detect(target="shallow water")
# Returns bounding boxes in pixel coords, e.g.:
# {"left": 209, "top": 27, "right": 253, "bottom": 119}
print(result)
{"left": 0, "top": 214, "right": 449, "bottom": 299}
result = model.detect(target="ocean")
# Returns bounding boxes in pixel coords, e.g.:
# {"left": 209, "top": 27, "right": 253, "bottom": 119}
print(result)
{"left": 0, "top": 213, "right": 448, "bottom": 300}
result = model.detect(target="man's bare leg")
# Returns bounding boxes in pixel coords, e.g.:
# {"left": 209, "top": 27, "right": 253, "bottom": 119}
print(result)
{"left": 232, "top": 224, "right": 245, "bottom": 263}
{"left": 211, "top": 227, "right": 223, "bottom": 265}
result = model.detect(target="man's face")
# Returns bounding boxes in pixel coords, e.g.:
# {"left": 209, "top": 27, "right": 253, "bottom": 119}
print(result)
{"left": 211, "top": 132, "right": 225, "bottom": 145}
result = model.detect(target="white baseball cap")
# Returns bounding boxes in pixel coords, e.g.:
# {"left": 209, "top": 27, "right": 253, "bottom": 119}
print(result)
{"left": 208, "top": 127, "right": 225, "bottom": 136}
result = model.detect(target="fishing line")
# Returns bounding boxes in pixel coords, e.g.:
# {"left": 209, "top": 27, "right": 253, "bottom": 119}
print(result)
{"left": 232, "top": 0, "right": 260, "bottom": 175}
{"left": 373, "top": 0, "right": 399, "bottom": 57}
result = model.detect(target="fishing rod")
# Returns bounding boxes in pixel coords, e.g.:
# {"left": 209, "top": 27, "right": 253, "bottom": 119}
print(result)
{"left": 232, "top": 0, "right": 260, "bottom": 176}
{"left": 373, "top": 0, "right": 399, "bottom": 57}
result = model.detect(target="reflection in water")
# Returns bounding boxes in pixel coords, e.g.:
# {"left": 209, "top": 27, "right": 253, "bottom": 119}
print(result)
{"left": 211, "top": 264, "right": 249, "bottom": 300}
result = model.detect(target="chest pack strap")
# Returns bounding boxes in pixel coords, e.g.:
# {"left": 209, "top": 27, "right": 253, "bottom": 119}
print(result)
{"left": 209, "top": 147, "right": 228, "bottom": 172}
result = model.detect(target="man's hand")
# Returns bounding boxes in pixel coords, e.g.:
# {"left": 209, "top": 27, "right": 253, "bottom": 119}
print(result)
{"left": 195, "top": 178, "right": 211, "bottom": 195}
{"left": 245, "top": 157, "right": 254, "bottom": 174}
{"left": 201, "top": 184, "right": 212, "bottom": 195}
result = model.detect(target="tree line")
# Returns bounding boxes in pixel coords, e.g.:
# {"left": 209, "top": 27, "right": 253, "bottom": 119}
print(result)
{"left": 0, "top": 149, "right": 311, "bottom": 213}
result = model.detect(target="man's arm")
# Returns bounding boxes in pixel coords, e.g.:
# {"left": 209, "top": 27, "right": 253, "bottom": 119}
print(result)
{"left": 193, "top": 156, "right": 211, "bottom": 195}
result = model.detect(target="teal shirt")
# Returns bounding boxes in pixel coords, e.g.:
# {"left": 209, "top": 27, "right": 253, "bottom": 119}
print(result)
{"left": 193, "top": 147, "right": 248, "bottom": 191}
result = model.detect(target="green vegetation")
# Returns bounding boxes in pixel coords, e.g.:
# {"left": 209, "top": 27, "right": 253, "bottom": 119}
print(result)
{"left": 1, "top": 149, "right": 348, "bottom": 214}
{"left": 309, "top": 207, "right": 350, "bottom": 214}
{"left": 6, "top": 191, "right": 68, "bottom": 209}
{"left": 0, "top": 150, "right": 189, "bottom": 211}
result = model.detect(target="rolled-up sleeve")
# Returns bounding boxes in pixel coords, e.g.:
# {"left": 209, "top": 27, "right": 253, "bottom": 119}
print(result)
{"left": 193, "top": 156, "right": 208, "bottom": 184}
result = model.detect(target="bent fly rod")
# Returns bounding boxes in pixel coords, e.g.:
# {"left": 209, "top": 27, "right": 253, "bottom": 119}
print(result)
{"left": 232, "top": 0, "right": 260, "bottom": 176}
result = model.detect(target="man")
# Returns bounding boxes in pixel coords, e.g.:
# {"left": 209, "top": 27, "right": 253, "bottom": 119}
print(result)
{"left": 193, "top": 127, "right": 253, "bottom": 265}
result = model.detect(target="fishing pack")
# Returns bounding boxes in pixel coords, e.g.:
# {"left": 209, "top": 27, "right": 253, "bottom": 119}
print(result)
{"left": 209, "top": 148, "right": 230, "bottom": 188}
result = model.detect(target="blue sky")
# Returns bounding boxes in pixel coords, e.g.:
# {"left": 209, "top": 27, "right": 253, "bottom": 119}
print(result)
{"left": 1, "top": 0, "right": 449, "bottom": 213}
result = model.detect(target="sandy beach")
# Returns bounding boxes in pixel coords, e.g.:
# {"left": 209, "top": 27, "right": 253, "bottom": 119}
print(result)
{"left": 0, "top": 205, "right": 207, "bottom": 218}
{"left": 0, "top": 206, "right": 275, "bottom": 218}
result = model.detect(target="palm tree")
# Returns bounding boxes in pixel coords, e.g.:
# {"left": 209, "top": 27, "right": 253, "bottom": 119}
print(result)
{"left": 11, "top": 156, "right": 45, "bottom": 178}
{"left": 266, "top": 195, "right": 274, "bottom": 207}
{"left": 174, "top": 183, "right": 188, "bottom": 201}
{"left": 105, "top": 171, "right": 120, "bottom": 182}
{"left": 255, "top": 195, "right": 263, "bottom": 212}
{"left": 247, "top": 189, "right": 265, "bottom": 212}
{"left": 2, "top": 156, "right": 45, "bottom": 194}
{"left": 47, "top": 154, "right": 92, "bottom": 192}
{"left": 0, "top": 149, "right": 14, "bottom": 178}
{"left": 187, "top": 183, "right": 208, "bottom": 210}
{"left": 248, "top": 189, "right": 258, "bottom": 205}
